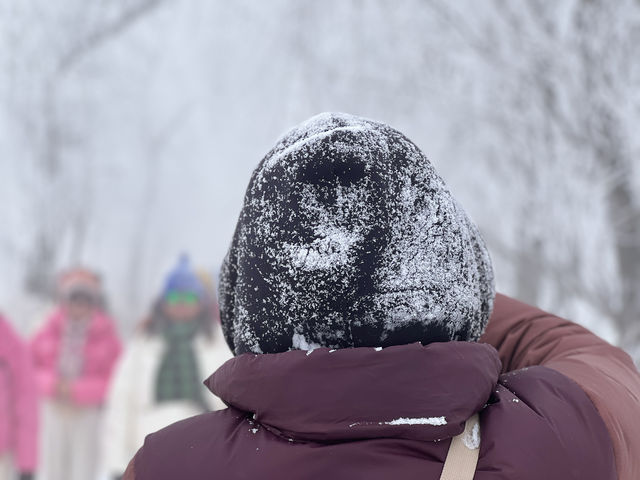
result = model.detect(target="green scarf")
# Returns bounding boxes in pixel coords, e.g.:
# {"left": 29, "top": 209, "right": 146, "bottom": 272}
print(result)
{"left": 154, "top": 320, "right": 207, "bottom": 411}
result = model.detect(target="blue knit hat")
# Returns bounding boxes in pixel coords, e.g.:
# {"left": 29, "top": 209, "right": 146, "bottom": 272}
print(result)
{"left": 162, "top": 254, "right": 205, "bottom": 298}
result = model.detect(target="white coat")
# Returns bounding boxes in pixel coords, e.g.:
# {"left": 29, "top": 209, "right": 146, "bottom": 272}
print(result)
{"left": 102, "top": 325, "right": 232, "bottom": 475}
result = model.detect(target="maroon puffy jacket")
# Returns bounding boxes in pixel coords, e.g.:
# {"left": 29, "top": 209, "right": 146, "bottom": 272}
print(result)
{"left": 124, "top": 294, "right": 640, "bottom": 479}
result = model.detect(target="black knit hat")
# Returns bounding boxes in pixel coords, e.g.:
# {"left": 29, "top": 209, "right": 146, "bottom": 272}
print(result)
{"left": 220, "top": 113, "right": 494, "bottom": 355}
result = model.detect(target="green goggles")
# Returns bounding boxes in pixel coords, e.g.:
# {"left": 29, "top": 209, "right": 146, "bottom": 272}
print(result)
{"left": 165, "top": 291, "right": 200, "bottom": 306}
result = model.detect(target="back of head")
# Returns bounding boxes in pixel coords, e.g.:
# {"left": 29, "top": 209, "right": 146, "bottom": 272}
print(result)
{"left": 220, "top": 112, "right": 494, "bottom": 355}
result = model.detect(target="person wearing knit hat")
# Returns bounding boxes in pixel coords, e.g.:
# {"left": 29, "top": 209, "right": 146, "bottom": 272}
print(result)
{"left": 103, "top": 256, "right": 231, "bottom": 480}
{"left": 218, "top": 113, "right": 494, "bottom": 354}
{"left": 161, "top": 255, "right": 206, "bottom": 301}
{"left": 30, "top": 267, "right": 121, "bottom": 480}
{"left": 122, "top": 113, "right": 640, "bottom": 480}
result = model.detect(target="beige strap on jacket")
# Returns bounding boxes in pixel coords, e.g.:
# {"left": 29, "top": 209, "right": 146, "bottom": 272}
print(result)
{"left": 439, "top": 414, "right": 481, "bottom": 480}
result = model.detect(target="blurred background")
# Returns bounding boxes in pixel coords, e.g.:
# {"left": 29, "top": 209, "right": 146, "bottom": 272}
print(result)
{"left": 1, "top": 0, "right": 639, "bottom": 357}
{"left": 1, "top": 2, "right": 639, "bottom": 479}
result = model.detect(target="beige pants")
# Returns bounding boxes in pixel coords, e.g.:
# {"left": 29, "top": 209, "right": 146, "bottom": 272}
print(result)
{"left": 0, "top": 454, "right": 11, "bottom": 480}
{"left": 39, "top": 401, "right": 102, "bottom": 480}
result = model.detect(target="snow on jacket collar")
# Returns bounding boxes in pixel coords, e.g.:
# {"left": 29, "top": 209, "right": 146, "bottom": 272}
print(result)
{"left": 205, "top": 341, "right": 500, "bottom": 444}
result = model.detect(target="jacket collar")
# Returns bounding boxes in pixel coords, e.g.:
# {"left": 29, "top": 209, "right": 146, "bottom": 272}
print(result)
{"left": 206, "top": 341, "right": 500, "bottom": 443}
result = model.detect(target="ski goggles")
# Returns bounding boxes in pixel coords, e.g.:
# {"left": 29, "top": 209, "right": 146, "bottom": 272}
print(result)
{"left": 165, "top": 291, "right": 200, "bottom": 306}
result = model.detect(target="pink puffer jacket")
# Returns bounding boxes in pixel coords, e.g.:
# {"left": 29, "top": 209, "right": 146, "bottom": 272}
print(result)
{"left": 31, "top": 308, "right": 122, "bottom": 406}
{"left": 0, "top": 314, "right": 38, "bottom": 472}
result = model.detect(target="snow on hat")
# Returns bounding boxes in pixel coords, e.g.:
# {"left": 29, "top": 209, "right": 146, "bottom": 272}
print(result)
{"left": 163, "top": 255, "right": 205, "bottom": 298}
{"left": 219, "top": 112, "right": 495, "bottom": 355}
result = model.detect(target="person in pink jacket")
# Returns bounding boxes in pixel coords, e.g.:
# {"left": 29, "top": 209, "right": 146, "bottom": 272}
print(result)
{"left": 31, "top": 268, "right": 121, "bottom": 480}
{"left": 0, "top": 314, "right": 38, "bottom": 480}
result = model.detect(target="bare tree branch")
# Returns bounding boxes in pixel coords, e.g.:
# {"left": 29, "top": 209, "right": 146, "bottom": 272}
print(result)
{"left": 57, "top": 0, "right": 170, "bottom": 74}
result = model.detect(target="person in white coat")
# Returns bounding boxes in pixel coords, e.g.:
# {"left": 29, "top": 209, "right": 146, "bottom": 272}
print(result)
{"left": 103, "top": 257, "right": 231, "bottom": 480}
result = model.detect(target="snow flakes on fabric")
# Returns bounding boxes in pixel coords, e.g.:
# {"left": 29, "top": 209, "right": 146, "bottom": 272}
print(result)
{"left": 219, "top": 112, "right": 495, "bottom": 355}
{"left": 348, "top": 416, "right": 447, "bottom": 428}
{"left": 385, "top": 416, "right": 448, "bottom": 426}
